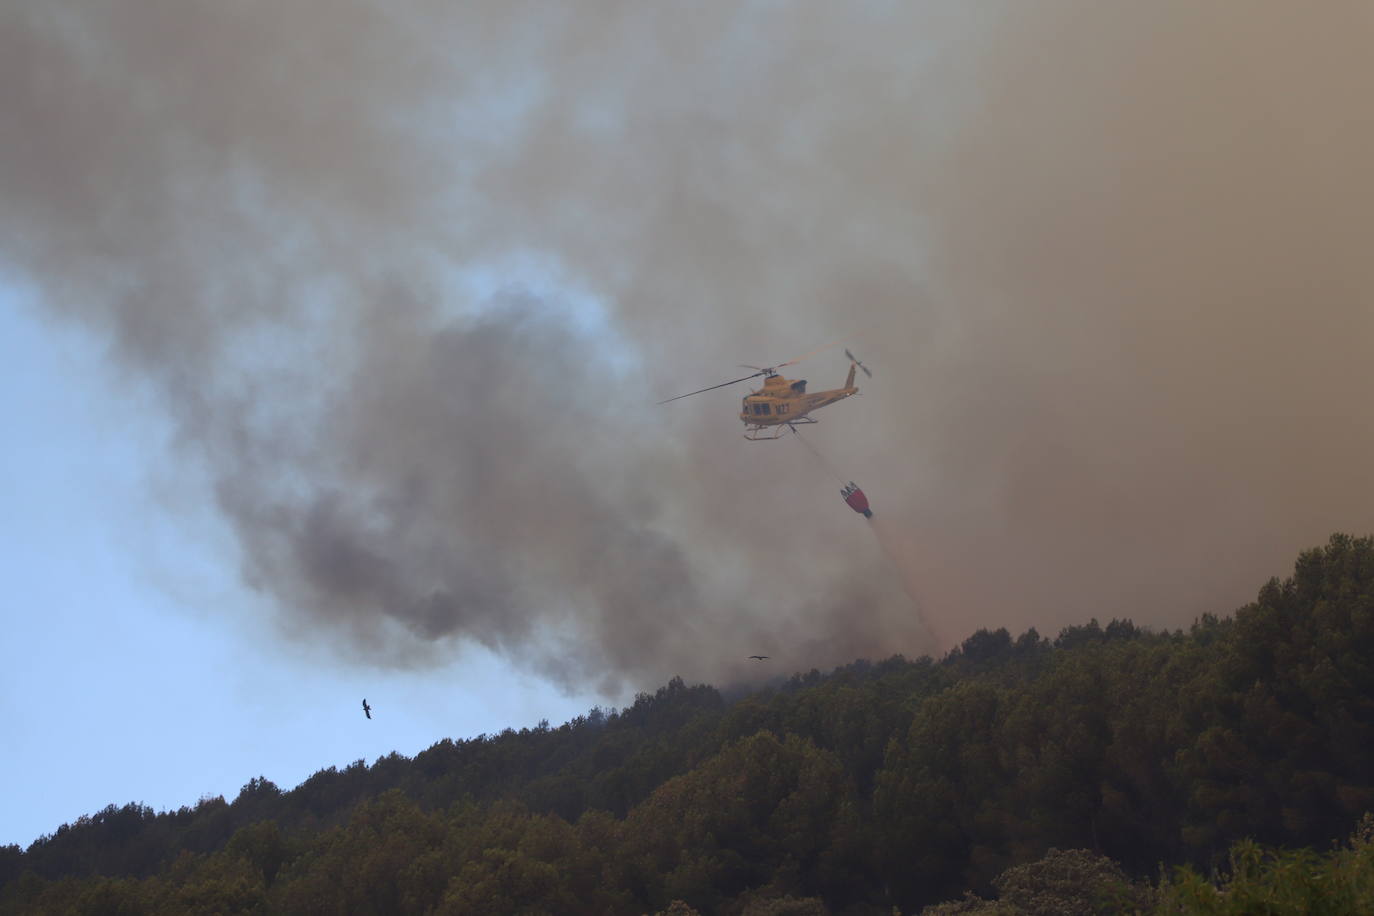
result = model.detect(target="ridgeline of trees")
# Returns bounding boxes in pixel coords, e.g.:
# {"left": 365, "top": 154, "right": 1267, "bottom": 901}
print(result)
{"left": 4, "top": 534, "right": 1374, "bottom": 914}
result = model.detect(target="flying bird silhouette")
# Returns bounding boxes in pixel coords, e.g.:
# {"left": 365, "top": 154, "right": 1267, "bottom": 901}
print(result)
{"left": 362, "top": 698, "right": 372, "bottom": 719}
{"left": 748, "top": 655, "right": 770, "bottom": 660}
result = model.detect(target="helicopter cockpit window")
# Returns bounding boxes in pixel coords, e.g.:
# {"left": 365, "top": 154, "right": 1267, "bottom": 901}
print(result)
{"left": 754, "top": 403, "right": 771, "bottom": 415}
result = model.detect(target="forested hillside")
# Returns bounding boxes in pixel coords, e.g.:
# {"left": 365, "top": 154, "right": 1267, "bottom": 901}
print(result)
{"left": 4, "top": 534, "right": 1374, "bottom": 914}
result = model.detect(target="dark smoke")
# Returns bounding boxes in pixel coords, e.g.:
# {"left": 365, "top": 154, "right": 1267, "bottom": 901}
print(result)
{"left": 5, "top": 2, "right": 1373, "bottom": 693}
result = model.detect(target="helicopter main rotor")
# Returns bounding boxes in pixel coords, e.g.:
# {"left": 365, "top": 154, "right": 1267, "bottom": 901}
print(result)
{"left": 656, "top": 369, "right": 773, "bottom": 405}
{"left": 656, "top": 339, "right": 847, "bottom": 405}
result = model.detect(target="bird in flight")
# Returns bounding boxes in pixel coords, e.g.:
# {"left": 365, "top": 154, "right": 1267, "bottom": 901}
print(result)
{"left": 748, "top": 655, "right": 770, "bottom": 660}
{"left": 362, "top": 698, "right": 372, "bottom": 719}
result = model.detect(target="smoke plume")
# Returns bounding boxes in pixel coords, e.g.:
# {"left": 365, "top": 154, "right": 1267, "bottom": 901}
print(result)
{"left": 5, "top": 2, "right": 1373, "bottom": 693}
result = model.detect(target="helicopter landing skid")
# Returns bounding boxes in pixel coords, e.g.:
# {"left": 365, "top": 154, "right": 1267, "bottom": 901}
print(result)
{"left": 744, "top": 418, "right": 816, "bottom": 441}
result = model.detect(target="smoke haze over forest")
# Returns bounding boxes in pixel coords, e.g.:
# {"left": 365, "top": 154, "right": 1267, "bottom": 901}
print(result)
{"left": 5, "top": 2, "right": 1373, "bottom": 695}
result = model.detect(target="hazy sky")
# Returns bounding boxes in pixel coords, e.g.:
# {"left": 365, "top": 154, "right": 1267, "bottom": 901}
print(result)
{"left": 0, "top": 299, "right": 603, "bottom": 847}
{"left": 5, "top": 1, "right": 1373, "bottom": 846}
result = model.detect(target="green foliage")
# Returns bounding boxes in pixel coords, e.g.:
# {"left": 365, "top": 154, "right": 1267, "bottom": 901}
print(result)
{"left": 0, "top": 847, "right": 18, "bottom": 890}
{"left": 919, "top": 891, "right": 1016, "bottom": 915}
{"left": 6, "top": 535, "right": 1374, "bottom": 914}
{"left": 736, "top": 894, "right": 831, "bottom": 915}
{"left": 1156, "top": 814, "right": 1374, "bottom": 915}
{"left": 991, "top": 848, "right": 1151, "bottom": 915}
{"left": 620, "top": 731, "right": 860, "bottom": 911}
{"left": 651, "top": 902, "right": 704, "bottom": 916}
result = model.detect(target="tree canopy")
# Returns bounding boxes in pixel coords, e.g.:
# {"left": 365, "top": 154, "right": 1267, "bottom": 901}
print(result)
{"left": 6, "top": 534, "right": 1374, "bottom": 914}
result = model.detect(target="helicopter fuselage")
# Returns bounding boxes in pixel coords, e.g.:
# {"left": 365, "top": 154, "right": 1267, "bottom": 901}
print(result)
{"left": 740, "top": 364, "right": 858, "bottom": 431}
{"left": 655, "top": 347, "right": 864, "bottom": 439}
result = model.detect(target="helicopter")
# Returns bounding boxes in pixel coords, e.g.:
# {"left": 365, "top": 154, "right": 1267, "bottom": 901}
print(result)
{"left": 659, "top": 345, "right": 872, "bottom": 440}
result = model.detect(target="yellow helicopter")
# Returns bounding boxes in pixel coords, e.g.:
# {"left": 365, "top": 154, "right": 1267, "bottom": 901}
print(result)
{"left": 659, "top": 346, "right": 872, "bottom": 440}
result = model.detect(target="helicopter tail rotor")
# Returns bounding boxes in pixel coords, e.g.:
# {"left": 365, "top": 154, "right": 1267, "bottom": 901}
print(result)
{"left": 845, "top": 348, "right": 873, "bottom": 378}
